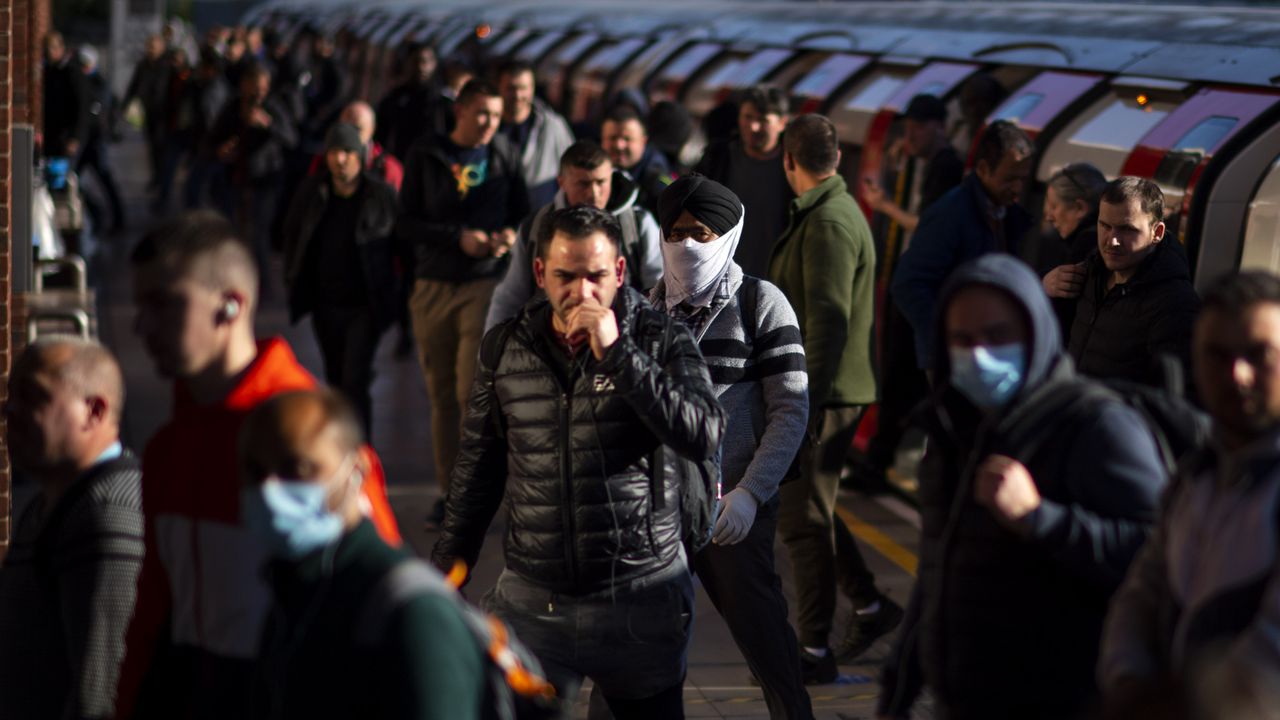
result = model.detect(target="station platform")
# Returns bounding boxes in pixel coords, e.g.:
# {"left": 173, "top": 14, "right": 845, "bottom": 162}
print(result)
{"left": 92, "top": 132, "right": 931, "bottom": 719}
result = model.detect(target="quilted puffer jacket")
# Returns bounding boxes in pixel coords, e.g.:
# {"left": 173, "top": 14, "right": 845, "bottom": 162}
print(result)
{"left": 432, "top": 286, "right": 725, "bottom": 594}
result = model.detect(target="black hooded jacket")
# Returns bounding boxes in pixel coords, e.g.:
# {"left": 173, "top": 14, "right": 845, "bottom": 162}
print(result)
{"left": 879, "top": 254, "right": 1167, "bottom": 720}
{"left": 431, "top": 286, "right": 725, "bottom": 594}
{"left": 1067, "top": 237, "right": 1200, "bottom": 386}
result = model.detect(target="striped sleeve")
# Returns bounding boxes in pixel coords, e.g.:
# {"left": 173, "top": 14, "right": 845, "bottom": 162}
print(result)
{"left": 735, "top": 280, "right": 809, "bottom": 503}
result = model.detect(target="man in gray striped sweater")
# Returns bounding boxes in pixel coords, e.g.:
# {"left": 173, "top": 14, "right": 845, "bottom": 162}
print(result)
{"left": 653, "top": 175, "right": 815, "bottom": 719}
{"left": 0, "top": 337, "right": 144, "bottom": 719}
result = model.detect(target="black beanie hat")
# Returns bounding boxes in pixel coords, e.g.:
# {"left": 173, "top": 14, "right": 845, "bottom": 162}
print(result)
{"left": 325, "top": 122, "right": 365, "bottom": 155}
{"left": 657, "top": 173, "right": 743, "bottom": 235}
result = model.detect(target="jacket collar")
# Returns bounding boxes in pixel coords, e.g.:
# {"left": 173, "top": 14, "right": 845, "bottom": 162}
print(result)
{"left": 173, "top": 337, "right": 315, "bottom": 413}
{"left": 791, "top": 174, "right": 846, "bottom": 214}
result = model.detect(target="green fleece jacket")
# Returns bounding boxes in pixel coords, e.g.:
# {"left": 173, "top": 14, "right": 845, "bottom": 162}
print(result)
{"left": 769, "top": 174, "right": 877, "bottom": 411}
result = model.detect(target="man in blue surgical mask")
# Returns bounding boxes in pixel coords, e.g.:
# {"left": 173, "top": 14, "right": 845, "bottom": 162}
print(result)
{"left": 877, "top": 254, "right": 1168, "bottom": 720}
{"left": 239, "top": 389, "right": 488, "bottom": 720}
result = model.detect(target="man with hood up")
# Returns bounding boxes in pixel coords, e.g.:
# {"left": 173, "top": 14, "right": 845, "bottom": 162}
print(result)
{"left": 651, "top": 175, "right": 814, "bottom": 719}
{"left": 876, "top": 254, "right": 1167, "bottom": 720}
{"left": 485, "top": 140, "right": 662, "bottom": 332}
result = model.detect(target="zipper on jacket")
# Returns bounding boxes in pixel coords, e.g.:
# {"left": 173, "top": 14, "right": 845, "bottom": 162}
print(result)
{"left": 559, "top": 392, "right": 578, "bottom": 587}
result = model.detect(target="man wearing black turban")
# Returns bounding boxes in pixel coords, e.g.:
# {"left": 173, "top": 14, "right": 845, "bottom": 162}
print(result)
{"left": 655, "top": 175, "right": 745, "bottom": 314}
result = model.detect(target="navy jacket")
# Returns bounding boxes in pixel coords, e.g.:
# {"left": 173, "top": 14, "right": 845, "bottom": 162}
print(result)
{"left": 880, "top": 254, "right": 1167, "bottom": 720}
{"left": 891, "top": 174, "right": 1033, "bottom": 367}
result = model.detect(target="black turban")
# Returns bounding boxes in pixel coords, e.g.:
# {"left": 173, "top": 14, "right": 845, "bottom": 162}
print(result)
{"left": 657, "top": 174, "right": 743, "bottom": 235}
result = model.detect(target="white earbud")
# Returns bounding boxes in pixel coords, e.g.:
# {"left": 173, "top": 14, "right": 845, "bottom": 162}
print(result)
{"left": 223, "top": 298, "right": 240, "bottom": 321}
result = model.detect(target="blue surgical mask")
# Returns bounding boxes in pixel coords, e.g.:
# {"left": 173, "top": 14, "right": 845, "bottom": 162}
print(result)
{"left": 948, "top": 344, "right": 1026, "bottom": 409}
{"left": 242, "top": 456, "right": 361, "bottom": 560}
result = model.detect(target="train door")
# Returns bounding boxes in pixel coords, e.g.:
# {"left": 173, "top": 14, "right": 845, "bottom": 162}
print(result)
{"left": 1196, "top": 109, "right": 1280, "bottom": 291}
{"left": 1122, "top": 88, "right": 1280, "bottom": 270}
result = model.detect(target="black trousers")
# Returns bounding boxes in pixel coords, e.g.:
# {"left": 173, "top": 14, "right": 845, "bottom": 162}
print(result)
{"left": 311, "top": 304, "right": 381, "bottom": 439}
{"left": 693, "top": 497, "right": 814, "bottom": 720}
{"left": 867, "top": 303, "right": 928, "bottom": 472}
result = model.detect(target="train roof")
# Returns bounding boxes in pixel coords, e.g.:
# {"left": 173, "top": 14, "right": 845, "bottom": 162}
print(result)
{"left": 251, "top": 0, "right": 1280, "bottom": 88}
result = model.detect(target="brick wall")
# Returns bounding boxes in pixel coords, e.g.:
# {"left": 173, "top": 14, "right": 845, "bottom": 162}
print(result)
{"left": 0, "top": 1, "right": 14, "bottom": 558}
{"left": 0, "top": 0, "right": 47, "bottom": 558}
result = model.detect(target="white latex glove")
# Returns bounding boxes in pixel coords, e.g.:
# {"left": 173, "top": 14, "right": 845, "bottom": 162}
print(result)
{"left": 712, "top": 488, "right": 758, "bottom": 546}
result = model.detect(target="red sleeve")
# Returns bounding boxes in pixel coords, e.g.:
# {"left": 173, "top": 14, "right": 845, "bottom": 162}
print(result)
{"left": 384, "top": 156, "right": 404, "bottom": 194}
{"left": 307, "top": 153, "right": 322, "bottom": 177}
{"left": 360, "top": 445, "right": 402, "bottom": 546}
{"left": 114, "top": 450, "right": 173, "bottom": 718}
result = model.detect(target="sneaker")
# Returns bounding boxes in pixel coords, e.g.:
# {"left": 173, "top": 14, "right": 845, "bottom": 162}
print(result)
{"left": 835, "top": 595, "right": 904, "bottom": 663}
{"left": 799, "top": 647, "right": 838, "bottom": 685}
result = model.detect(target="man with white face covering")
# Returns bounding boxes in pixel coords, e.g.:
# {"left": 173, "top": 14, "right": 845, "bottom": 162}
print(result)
{"left": 652, "top": 175, "right": 815, "bottom": 718}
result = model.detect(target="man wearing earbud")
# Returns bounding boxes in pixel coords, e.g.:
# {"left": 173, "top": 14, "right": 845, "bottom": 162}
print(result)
{"left": 283, "top": 122, "right": 399, "bottom": 438}
{"left": 115, "top": 210, "right": 401, "bottom": 720}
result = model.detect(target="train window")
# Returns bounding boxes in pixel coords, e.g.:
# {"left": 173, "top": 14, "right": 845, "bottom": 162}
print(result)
{"left": 515, "top": 32, "right": 565, "bottom": 63}
{"left": 1154, "top": 116, "right": 1239, "bottom": 191}
{"left": 1039, "top": 94, "right": 1175, "bottom": 181}
{"left": 793, "top": 54, "right": 868, "bottom": 99}
{"left": 1240, "top": 154, "right": 1280, "bottom": 275}
{"left": 488, "top": 28, "right": 530, "bottom": 57}
{"left": 613, "top": 36, "right": 689, "bottom": 94}
{"left": 843, "top": 74, "right": 908, "bottom": 114}
{"left": 650, "top": 42, "right": 723, "bottom": 104}
{"left": 993, "top": 93, "right": 1044, "bottom": 123}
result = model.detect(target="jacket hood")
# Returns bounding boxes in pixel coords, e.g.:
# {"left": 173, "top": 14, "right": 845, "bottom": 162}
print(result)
{"left": 933, "top": 254, "right": 1062, "bottom": 396}
{"left": 550, "top": 169, "right": 638, "bottom": 216}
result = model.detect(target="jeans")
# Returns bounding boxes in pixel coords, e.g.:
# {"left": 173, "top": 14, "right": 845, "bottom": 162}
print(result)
{"left": 484, "top": 564, "right": 693, "bottom": 719}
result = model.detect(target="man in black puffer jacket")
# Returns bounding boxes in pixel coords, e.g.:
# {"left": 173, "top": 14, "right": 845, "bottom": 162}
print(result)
{"left": 1068, "top": 176, "right": 1200, "bottom": 386}
{"left": 877, "top": 254, "right": 1167, "bottom": 720}
{"left": 433, "top": 205, "right": 725, "bottom": 720}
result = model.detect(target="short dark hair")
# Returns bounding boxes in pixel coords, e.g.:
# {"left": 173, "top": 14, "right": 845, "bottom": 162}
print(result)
{"left": 131, "top": 209, "right": 259, "bottom": 294}
{"left": 1201, "top": 271, "right": 1280, "bottom": 318}
{"left": 739, "top": 84, "right": 790, "bottom": 117}
{"left": 1101, "top": 176, "right": 1165, "bottom": 224}
{"left": 784, "top": 114, "right": 839, "bottom": 174}
{"left": 496, "top": 58, "right": 534, "bottom": 82}
{"left": 603, "top": 102, "right": 644, "bottom": 128}
{"left": 535, "top": 205, "right": 622, "bottom": 261}
{"left": 456, "top": 78, "right": 500, "bottom": 107}
{"left": 973, "top": 120, "right": 1032, "bottom": 172}
{"left": 559, "top": 140, "right": 610, "bottom": 174}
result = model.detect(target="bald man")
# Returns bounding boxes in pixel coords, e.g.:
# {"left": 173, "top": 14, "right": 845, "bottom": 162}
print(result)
{"left": 116, "top": 210, "right": 400, "bottom": 719}
{"left": 306, "top": 100, "right": 404, "bottom": 192}
{"left": 0, "top": 338, "right": 143, "bottom": 720}
{"left": 240, "top": 389, "right": 488, "bottom": 719}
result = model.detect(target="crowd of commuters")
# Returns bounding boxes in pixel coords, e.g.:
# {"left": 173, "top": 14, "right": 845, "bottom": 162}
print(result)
{"left": 10, "top": 19, "right": 1280, "bottom": 720}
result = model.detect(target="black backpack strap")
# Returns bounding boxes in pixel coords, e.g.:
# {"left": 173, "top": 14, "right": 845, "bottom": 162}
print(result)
{"left": 1000, "top": 381, "right": 1116, "bottom": 466}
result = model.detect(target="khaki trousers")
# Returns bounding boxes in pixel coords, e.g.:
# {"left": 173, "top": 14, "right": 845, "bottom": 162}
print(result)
{"left": 409, "top": 277, "right": 499, "bottom": 494}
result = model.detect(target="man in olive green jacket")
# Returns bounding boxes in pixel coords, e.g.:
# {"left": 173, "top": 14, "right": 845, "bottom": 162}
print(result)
{"left": 769, "top": 114, "right": 901, "bottom": 684}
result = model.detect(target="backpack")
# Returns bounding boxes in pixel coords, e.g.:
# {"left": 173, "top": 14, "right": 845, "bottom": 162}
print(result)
{"left": 355, "top": 559, "right": 562, "bottom": 720}
{"left": 639, "top": 317, "right": 720, "bottom": 556}
{"left": 1007, "top": 358, "right": 1211, "bottom": 476}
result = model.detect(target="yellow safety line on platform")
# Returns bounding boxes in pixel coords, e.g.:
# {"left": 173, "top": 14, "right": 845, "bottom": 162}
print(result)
{"left": 835, "top": 506, "right": 918, "bottom": 577}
